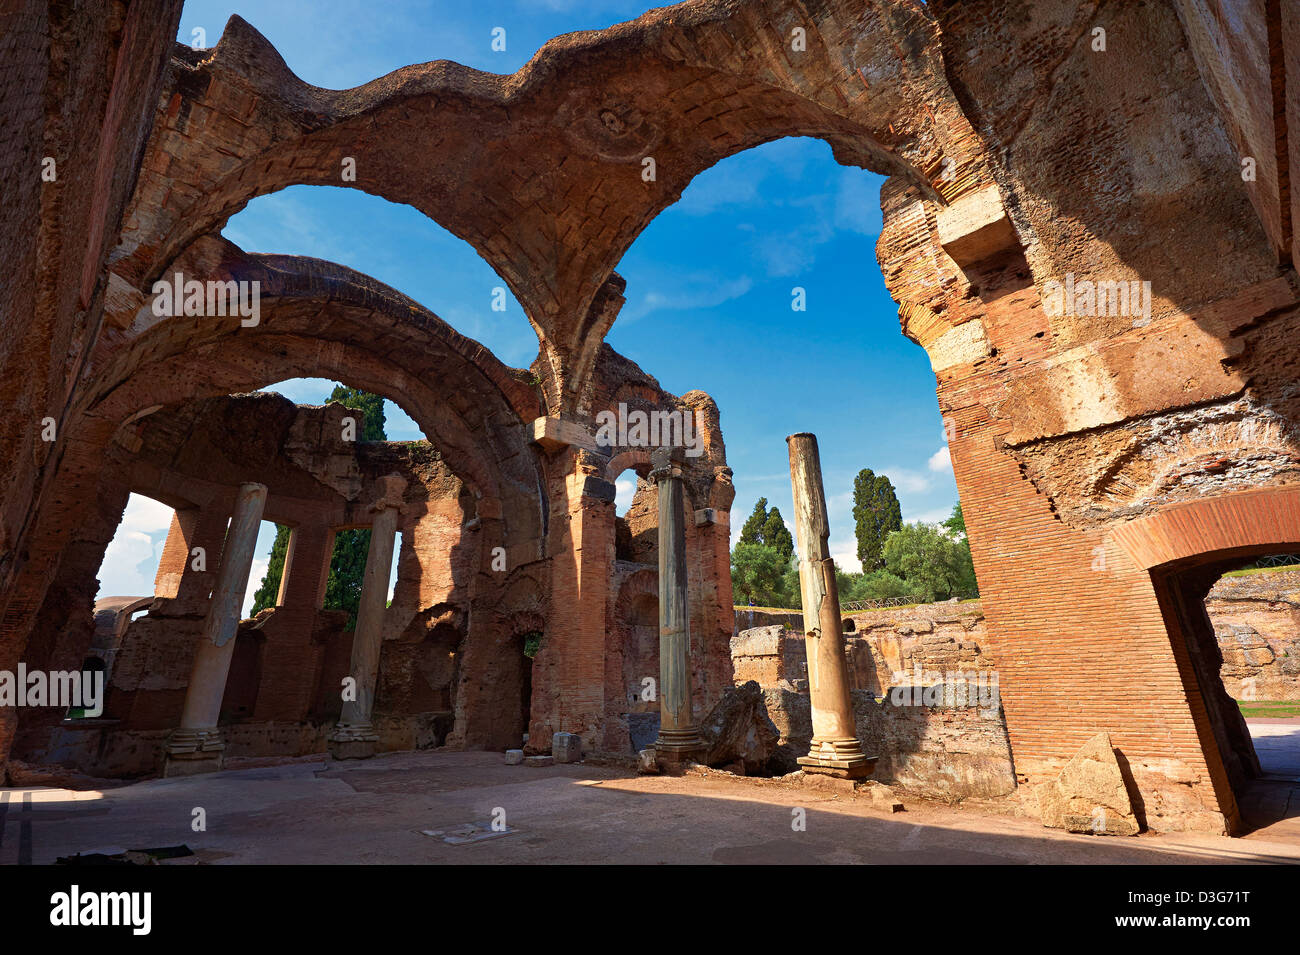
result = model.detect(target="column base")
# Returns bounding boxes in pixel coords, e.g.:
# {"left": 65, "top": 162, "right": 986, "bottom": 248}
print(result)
{"left": 329, "top": 722, "right": 379, "bottom": 760}
{"left": 164, "top": 728, "right": 225, "bottom": 777}
{"left": 653, "top": 728, "right": 706, "bottom": 773}
{"left": 798, "top": 738, "right": 877, "bottom": 780}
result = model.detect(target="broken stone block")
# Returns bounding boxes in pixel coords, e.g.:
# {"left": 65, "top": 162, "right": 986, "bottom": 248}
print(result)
{"left": 698, "top": 680, "right": 780, "bottom": 775}
{"left": 936, "top": 184, "right": 1019, "bottom": 266}
{"left": 524, "top": 755, "right": 554, "bottom": 768}
{"left": 731, "top": 625, "right": 784, "bottom": 657}
{"left": 504, "top": 749, "right": 524, "bottom": 765}
{"left": 1037, "top": 732, "right": 1140, "bottom": 836}
{"left": 857, "top": 780, "right": 905, "bottom": 812}
{"left": 802, "top": 772, "right": 856, "bottom": 794}
{"left": 552, "top": 732, "right": 583, "bottom": 763}
{"left": 637, "top": 749, "right": 659, "bottom": 774}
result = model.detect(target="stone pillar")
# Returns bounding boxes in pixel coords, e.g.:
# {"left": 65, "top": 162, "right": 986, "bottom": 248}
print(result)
{"left": 786, "top": 433, "right": 875, "bottom": 779}
{"left": 165, "top": 482, "right": 268, "bottom": 777}
{"left": 650, "top": 448, "right": 705, "bottom": 765}
{"left": 330, "top": 477, "right": 406, "bottom": 759}
{"left": 529, "top": 445, "right": 614, "bottom": 753}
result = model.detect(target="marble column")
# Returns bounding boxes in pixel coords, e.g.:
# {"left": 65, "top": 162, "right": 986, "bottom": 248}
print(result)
{"left": 330, "top": 479, "right": 405, "bottom": 759}
{"left": 165, "top": 482, "right": 268, "bottom": 777}
{"left": 650, "top": 448, "right": 705, "bottom": 765}
{"left": 787, "top": 433, "right": 875, "bottom": 779}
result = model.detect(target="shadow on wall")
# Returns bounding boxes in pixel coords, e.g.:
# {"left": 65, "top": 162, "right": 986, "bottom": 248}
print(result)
{"left": 761, "top": 685, "right": 1015, "bottom": 802}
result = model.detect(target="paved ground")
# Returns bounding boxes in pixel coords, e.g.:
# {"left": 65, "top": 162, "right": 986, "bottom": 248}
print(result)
{"left": 1249, "top": 719, "right": 1300, "bottom": 778}
{"left": 2, "top": 749, "right": 1299, "bottom": 865}
{"left": 1238, "top": 719, "right": 1300, "bottom": 845}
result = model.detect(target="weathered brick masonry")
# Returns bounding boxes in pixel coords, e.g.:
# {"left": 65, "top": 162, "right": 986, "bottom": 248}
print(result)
{"left": 4, "top": 0, "right": 1300, "bottom": 834}
{"left": 737, "top": 581, "right": 1300, "bottom": 825}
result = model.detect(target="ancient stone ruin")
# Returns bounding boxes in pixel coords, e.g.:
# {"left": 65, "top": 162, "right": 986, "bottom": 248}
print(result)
{"left": 5, "top": 0, "right": 1300, "bottom": 847}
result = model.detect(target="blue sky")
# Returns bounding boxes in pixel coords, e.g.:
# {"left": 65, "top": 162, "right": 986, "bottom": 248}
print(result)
{"left": 96, "top": 1, "right": 958, "bottom": 611}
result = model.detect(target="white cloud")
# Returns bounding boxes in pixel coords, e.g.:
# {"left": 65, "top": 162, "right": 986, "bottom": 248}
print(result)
{"left": 883, "top": 468, "right": 932, "bottom": 495}
{"left": 117, "top": 495, "right": 174, "bottom": 536}
{"left": 904, "top": 507, "right": 953, "bottom": 526}
{"left": 831, "top": 543, "right": 862, "bottom": 574}
{"left": 615, "top": 477, "right": 637, "bottom": 514}
{"left": 927, "top": 445, "right": 952, "bottom": 473}
{"left": 96, "top": 495, "right": 174, "bottom": 600}
{"left": 243, "top": 557, "right": 269, "bottom": 619}
{"left": 626, "top": 274, "right": 753, "bottom": 321}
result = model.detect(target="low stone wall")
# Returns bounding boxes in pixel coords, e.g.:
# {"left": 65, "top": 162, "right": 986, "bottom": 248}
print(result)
{"left": 743, "top": 618, "right": 1014, "bottom": 802}
{"left": 762, "top": 685, "right": 1015, "bottom": 801}
{"left": 31, "top": 713, "right": 453, "bottom": 779}
{"left": 735, "top": 571, "right": 1300, "bottom": 810}
{"left": 737, "top": 571, "right": 1300, "bottom": 702}
{"left": 1206, "top": 569, "right": 1300, "bottom": 701}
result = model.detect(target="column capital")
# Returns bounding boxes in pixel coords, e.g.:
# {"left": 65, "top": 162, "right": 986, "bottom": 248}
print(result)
{"left": 369, "top": 473, "right": 408, "bottom": 514}
{"left": 648, "top": 464, "right": 681, "bottom": 484}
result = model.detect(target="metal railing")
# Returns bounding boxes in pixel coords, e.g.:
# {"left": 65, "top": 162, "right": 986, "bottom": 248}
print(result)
{"left": 1244, "top": 554, "right": 1300, "bottom": 569}
{"left": 841, "top": 594, "right": 930, "bottom": 611}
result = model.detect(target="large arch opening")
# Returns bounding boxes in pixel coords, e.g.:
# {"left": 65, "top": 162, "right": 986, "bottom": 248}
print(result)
{"left": 594, "top": 138, "right": 967, "bottom": 773}
{"left": 7, "top": 249, "right": 550, "bottom": 773}
{"left": 1153, "top": 548, "right": 1300, "bottom": 835}
{"left": 224, "top": 186, "right": 538, "bottom": 369}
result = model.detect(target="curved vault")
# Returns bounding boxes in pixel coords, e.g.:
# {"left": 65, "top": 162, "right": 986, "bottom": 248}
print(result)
{"left": 22, "top": 242, "right": 549, "bottom": 635}
{"left": 107, "top": 0, "right": 996, "bottom": 415}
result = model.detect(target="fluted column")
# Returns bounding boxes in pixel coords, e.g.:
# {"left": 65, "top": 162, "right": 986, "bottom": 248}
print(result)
{"left": 165, "top": 482, "right": 268, "bottom": 776}
{"left": 650, "top": 448, "right": 705, "bottom": 765}
{"left": 787, "top": 433, "right": 875, "bottom": 779}
{"left": 330, "top": 476, "right": 406, "bottom": 759}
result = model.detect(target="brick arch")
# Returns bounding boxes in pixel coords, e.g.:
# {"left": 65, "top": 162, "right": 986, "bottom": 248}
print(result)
{"left": 1104, "top": 486, "right": 1300, "bottom": 836}
{"left": 606, "top": 450, "right": 653, "bottom": 484}
{"left": 613, "top": 567, "right": 660, "bottom": 621}
{"left": 78, "top": 247, "right": 541, "bottom": 523}
{"left": 110, "top": 1, "right": 996, "bottom": 416}
{"left": 1109, "top": 486, "right": 1300, "bottom": 572}
{"left": 0, "top": 251, "right": 545, "bottom": 669}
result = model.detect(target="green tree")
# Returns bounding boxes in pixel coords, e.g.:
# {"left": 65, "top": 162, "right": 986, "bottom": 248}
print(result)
{"left": 852, "top": 469, "right": 901, "bottom": 571}
{"left": 882, "top": 522, "right": 976, "bottom": 602}
{"left": 250, "top": 384, "right": 389, "bottom": 627}
{"left": 731, "top": 542, "right": 787, "bottom": 607}
{"left": 249, "top": 523, "right": 291, "bottom": 615}
{"left": 941, "top": 501, "right": 979, "bottom": 598}
{"left": 779, "top": 558, "right": 802, "bottom": 609}
{"left": 943, "top": 501, "right": 966, "bottom": 539}
{"left": 857, "top": 569, "right": 914, "bottom": 601}
{"left": 738, "top": 497, "right": 794, "bottom": 565}
{"left": 329, "top": 384, "right": 386, "bottom": 441}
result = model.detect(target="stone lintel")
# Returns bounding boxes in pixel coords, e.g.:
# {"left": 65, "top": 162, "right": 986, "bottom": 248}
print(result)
{"left": 531, "top": 416, "right": 602, "bottom": 455}
{"left": 694, "top": 507, "right": 728, "bottom": 526}
{"left": 936, "top": 185, "right": 1019, "bottom": 266}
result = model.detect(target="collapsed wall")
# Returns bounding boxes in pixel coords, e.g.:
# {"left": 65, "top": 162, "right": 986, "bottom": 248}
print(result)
{"left": 738, "top": 574, "right": 1300, "bottom": 703}
{"left": 736, "top": 616, "right": 1014, "bottom": 803}
{"left": 735, "top": 573, "right": 1300, "bottom": 813}
{"left": 7, "top": 0, "right": 1300, "bottom": 835}
{"left": 1205, "top": 570, "right": 1300, "bottom": 702}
